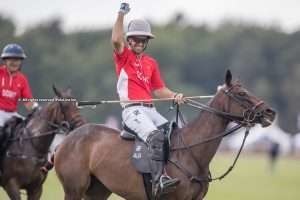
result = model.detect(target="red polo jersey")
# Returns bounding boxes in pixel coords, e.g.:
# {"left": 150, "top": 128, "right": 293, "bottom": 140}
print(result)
{"left": 113, "top": 47, "right": 165, "bottom": 102}
{"left": 0, "top": 65, "right": 33, "bottom": 112}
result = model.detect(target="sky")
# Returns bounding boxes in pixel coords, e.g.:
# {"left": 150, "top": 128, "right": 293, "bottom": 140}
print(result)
{"left": 0, "top": 0, "right": 299, "bottom": 33}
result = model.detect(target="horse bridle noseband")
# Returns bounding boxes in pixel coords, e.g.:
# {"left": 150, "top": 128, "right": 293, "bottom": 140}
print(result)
{"left": 169, "top": 85, "right": 266, "bottom": 184}
{"left": 223, "top": 86, "right": 264, "bottom": 125}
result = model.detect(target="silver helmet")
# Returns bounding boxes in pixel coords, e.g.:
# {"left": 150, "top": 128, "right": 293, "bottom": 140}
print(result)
{"left": 126, "top": 19, "right": 155, "bottom": 39}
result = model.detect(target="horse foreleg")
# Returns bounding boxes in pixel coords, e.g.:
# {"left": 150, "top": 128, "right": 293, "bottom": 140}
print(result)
{"left": 3, "top": 179, "right": 21, "bottom": 200}
{"left": 27, "top": 185, "right": 43, "bottom": 200}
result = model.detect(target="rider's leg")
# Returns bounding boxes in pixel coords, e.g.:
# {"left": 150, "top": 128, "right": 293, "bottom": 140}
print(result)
{"left": 143, "top": 107, "right": 180, "bottom": 189}
{"left": 122, "top": 106, "right": 180, "bottom": 193}
{"left": 0, "top": 110, "right": 15, "bottom": 177}
{"left": 146, "top": 130, "right": 180, "bottom": 192}
{"left": 122, "top": 106, "right": 158, "bottom": 142}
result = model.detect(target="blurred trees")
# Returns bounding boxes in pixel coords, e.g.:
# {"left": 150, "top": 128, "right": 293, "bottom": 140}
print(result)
{"left": 0, "top": 14, "right": 299, "bottom": 134}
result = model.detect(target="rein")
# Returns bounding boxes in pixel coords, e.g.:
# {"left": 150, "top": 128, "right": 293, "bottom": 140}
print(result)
{"left": 168, "top": 88, "right": 263, "bottom": 183}
{"left": 8, "top": 121, "right": 70, "bottom": 142}
{"left": 8, "top": 107, "right": 71, "bottom": 143}
{"left": 5, "top": 103, "right": 73, "bottom": 162}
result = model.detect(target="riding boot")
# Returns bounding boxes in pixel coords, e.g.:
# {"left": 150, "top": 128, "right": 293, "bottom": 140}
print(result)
{"left": 146, "top": 130, "right": 180, "bottom": 195}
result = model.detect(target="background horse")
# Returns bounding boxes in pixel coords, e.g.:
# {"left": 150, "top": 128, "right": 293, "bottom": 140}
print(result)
{"left": 0, "top": 86, "right": 85, "bottom": 200}
{"left": 55, "top": 70, "right": 276, "bottom": 200}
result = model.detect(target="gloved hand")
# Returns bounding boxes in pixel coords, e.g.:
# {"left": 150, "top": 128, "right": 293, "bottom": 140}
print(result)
{"left": 119, "top": 2, "right": 130, "bottom": 15}
{"left": 32, "top": 102, "right": 40, "bottom": 112}
{"left": 173, "top": 93, "right": 185, "bottom": 105}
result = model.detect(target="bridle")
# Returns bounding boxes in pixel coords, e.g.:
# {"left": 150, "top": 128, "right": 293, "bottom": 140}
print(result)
{"left": 5, "top": 100, "right": 78, "bottom": 163}
{"left": 182, "top": 85, "right": 265, "bottom": 129}
{"left": 169, "top": 84, "right": 266, "bottom": 184}
{"left": 222, "top": 85, "right": 264, "bottom": 124}
{"left": 9, "top": 101, "right": 73, "bottom": 142}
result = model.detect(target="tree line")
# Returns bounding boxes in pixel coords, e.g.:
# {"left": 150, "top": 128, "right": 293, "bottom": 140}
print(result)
{"left": 0, "top": 14, "right": 299, "bottom": 134}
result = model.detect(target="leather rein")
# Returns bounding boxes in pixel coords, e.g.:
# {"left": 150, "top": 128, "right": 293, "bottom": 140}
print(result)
{"left": 5, "top": 101, "right": 73, "bottom": 163}
{"left": 169, "top": 86, "right": 265, "bottom": 183}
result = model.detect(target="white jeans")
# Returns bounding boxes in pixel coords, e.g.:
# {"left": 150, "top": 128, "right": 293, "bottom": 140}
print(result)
{"left": 122, "top": 106, "right": 168, "bottom": 142}
{"left": 0, "top": 110, "right": 23, "bottom": 127}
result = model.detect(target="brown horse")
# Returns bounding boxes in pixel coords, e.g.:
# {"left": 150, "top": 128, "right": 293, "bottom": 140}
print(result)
{"left": 0, "top": 87, "right": 85, "bottom": 200}
{"left": 55, "top": 70, "right": 276, "bottom": 200}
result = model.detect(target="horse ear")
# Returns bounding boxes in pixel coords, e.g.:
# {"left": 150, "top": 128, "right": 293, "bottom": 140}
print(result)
{"left": 52, "top": 84, "right": 62, "bottom": 98}
{"left": 225, "top": 70, "right": 232, "bottom": 86}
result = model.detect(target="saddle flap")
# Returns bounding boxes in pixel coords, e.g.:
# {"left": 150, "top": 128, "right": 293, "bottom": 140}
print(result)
{"left": 131, "top": 140, "right": 151, "bottom": 173}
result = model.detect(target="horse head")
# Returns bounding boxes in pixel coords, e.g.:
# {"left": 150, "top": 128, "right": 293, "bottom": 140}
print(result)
{"left": 50, "top": 85, "right": 85, "bottom": 130}
{"left": 25, "top": 85, "right": 85, "bottom": 137}
{"left": 216, "top": 70, "right": 276, "bottom": 127}
{"left": 0, "top": 86, "right": 85, "bottom": 200}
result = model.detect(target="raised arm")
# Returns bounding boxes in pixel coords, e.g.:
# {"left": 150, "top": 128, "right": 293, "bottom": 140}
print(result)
{"left": 111, "top": 3, "right": 130, "bottom": 54}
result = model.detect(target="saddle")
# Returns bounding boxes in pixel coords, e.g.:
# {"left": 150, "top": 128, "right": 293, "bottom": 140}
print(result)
{"left": 0, "top": 116, "right": 24, "bottom": 153}
{"left": 120, "top": 122, "right": 177, "bottom": 200}
{"left": 120, "top": 121, "right": 176, "bottom": 145}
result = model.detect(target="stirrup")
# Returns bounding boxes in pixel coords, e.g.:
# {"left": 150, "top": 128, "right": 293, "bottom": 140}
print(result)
{"left": 159, "top": 175, "right": 180, "bottom": 194}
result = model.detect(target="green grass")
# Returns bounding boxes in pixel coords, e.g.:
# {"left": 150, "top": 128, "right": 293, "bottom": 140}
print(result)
{"left": 1, "top": 154, "right": 299, "bottom": 200}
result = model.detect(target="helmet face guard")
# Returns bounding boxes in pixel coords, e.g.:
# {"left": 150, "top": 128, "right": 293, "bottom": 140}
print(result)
{"left": 126, "top": 19, "right": 155, "bottom": 40}
{"left": 1, "top": 44, "right": 27, "bottom": 60}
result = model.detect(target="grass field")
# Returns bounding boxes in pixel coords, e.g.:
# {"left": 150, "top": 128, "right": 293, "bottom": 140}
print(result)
{"left": 1, "top": 154, "right": 299, "bottom": 200}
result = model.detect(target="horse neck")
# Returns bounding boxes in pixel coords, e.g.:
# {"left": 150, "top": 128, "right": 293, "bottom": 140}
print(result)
{"left": 70, "top": 113, "right": 86, "bottom": 129}
{"left": 179, "top": 92, "right": 230, "bottom": 168}
{"left": 24, "top": 106, "right": 59, "bottom": 155}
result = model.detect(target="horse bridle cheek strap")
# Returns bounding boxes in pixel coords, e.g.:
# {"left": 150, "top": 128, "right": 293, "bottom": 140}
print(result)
{"left": 169, "top": 87, "right": 265, "bottom": 184}
{"left": 223, "top": 88, "right": 265, "bottom": 125}
{"left": 57, "top": 101, "right": 75, "bottom": 132}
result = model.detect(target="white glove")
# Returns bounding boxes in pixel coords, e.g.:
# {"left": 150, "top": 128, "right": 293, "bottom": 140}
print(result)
{"left": 119, "top": 2, "right": 130, "bottom": 15}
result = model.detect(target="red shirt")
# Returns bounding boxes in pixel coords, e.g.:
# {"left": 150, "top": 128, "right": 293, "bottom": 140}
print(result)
{"left": 0, "top": 65, "right": 33, "bottom": 112}
{"left": 113, "top": 47, "right": 165, "bottom": 103}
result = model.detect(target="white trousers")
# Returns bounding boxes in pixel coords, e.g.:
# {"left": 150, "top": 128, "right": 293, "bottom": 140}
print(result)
{"left": 122, "top": 106, "right": 168, "bottom": 142}
{"left": 0, "top": 110, "right": 23, "bottom": 127}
